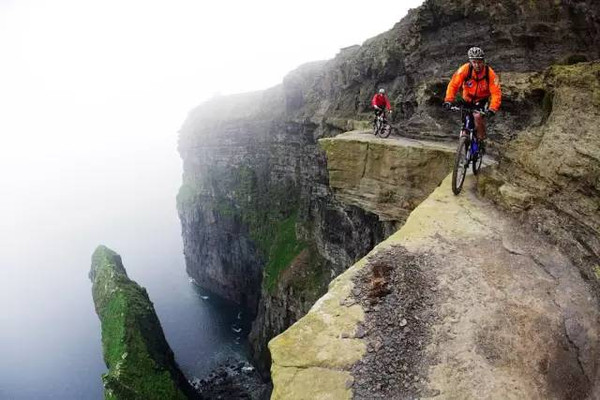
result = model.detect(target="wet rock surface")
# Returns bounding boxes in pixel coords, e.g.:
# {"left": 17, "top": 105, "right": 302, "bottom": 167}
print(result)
{"left": 193, "top": 359, "right": 271, "bottom": 400}
{"left": 350, "top": 245, "right": 438, "bottom": 400}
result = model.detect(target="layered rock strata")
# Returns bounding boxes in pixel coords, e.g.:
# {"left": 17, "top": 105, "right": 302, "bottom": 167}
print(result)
{"left": 178, "top": 113, "right": 394, "bottom": 375}
{"left": 89, "top": 245, "right": 198, "bottom": 400}
{"left": 479, "top": 61, "right": 600, "bottom": 295}
{"left": 277, "top": 0, "right": 600, "bottom": 141}
{"left": 319, "top": 132, "right": 455, "bottom": 221}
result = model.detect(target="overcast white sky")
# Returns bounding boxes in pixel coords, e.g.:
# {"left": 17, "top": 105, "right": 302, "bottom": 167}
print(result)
{"left": 0, "top": 0, "right": 425, "bottom": 277}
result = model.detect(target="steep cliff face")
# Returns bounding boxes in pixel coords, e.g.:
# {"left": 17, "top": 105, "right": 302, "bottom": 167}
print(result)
{"left": 89, "top": 246, "right": 198, "bottom": 400}
{"left": 267, "top": 11, "right": 600, "bottom": 397}
{"left": 177, "top": 0, "right": 600, "bottom": 381}
{"left": 178, "top": 109, "right": 392, "bottom": 374}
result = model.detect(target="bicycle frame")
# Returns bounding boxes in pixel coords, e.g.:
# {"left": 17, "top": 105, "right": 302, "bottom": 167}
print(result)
{"left": 450, "top": 105, "right": 485, "bottom": 194}
{"left": 373, "top": 109, "right": 391, "bottom": 138}
{"left": 462, "top": 113, "right": 478, "bottom": 157}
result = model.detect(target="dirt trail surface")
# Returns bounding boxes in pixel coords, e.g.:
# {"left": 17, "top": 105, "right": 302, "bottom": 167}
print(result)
{"left": 270, "top": 172, "right": 600, "bottom": 400}
{"left": 376, "top": 174, "right": 600, "bottom": 399}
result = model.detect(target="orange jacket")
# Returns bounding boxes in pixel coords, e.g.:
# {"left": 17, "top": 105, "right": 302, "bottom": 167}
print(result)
{"left": 444, "top": 63, "right": 501, "bottom": 111}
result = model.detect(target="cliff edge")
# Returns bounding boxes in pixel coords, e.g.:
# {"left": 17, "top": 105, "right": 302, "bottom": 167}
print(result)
{"left": 270, "top": 173, "right": 600, "bottom": 399}
{"left": 89, "top": 245, "right": 199, "bottom": 400}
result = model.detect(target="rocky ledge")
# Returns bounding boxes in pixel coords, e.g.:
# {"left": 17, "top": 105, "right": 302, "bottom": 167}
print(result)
{"left": 319, "top": 132, "right": 455, "bottom": 222}
{"left": 89, "top": 245, "right": 198, "bottom": 400}
{"left": 269, "top": 174, "right": 600, "bottom": 399}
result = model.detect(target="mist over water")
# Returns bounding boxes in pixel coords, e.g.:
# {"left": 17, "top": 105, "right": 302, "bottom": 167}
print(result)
{"left": 0, "top": 2, "right": 424, "bottom": 397}
{"left": 0, "top": 98, "right": 250, "bottom": 399}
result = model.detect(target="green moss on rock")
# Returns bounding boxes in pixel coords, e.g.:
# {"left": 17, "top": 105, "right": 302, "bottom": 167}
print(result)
{"left": 593, "top": 265, "right": 600, "bottom": 281}
{"left": 263, "top": 213, "right": 307, "bottom": 292}
{"left": 89, "top": 245, "right": 198, "bottom": 400}
{"left": 218, "top": 165, "right": 307, "bottom": 292}
{"left": 176, "top": 183, "right": 201, "bottom": 211}
{"left": 176, "top": 161, "right": 310, "bottom": 293}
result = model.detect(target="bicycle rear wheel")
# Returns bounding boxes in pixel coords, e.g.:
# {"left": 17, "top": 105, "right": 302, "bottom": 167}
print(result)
{"left": 472, "top": 140, "right": 484, "bottom": 175}
{"left": 452, "top": 136, "right": 469, "bottom": 195}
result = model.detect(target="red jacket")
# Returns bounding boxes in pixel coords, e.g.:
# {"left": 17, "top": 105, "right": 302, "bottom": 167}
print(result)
{"left": 371, "top": 93, "right": 391, "bottom": 110}
{"left": 445, "top": 63, "right": 501, "bottom": 111}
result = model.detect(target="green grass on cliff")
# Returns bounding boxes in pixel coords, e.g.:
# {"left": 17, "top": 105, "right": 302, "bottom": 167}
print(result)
{"left": 90, "top": 246, "right": 189, "bottom": 400}
{"left": 100, "top": 289, "right": 185, "bottom": 400}
{"left": 228, "top": 166, "right": 307, "bottom": 292}
{"left": 178, "top": 164, "right": 310, "bottom": 293}
{"left": 176, "top": 183, "right": 200, "bottom": 210}
{"left": 263, "top": 213, "right": 307, "bottom": 292}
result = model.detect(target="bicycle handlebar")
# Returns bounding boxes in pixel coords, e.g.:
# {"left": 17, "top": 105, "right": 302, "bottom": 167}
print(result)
{"left": 449, "top": 105, "right": 488, "bottom": 115}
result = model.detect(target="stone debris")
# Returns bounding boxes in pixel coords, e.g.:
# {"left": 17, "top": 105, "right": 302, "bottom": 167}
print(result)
{"left": 350, "top": 245, "right": 439, "bottom": 399}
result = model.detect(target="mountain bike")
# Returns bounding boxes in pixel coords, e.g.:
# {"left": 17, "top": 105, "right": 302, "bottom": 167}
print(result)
{"left": 449, "top": 105, "right": 486, "bottom": 195}
{"left": 372, "top": 109, "right": 392, "bottom": 138}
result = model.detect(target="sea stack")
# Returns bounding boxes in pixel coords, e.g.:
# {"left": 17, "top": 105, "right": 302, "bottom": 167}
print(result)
{"left": 89, "top": 245, "right": 199, "bottom": 400}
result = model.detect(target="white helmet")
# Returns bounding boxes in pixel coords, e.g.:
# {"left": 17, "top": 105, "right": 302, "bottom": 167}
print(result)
{"left": 378, "top": 88, "right": 385, "bottom": 94}
{"left": 468, "top": 47, "right": 485, "bottom": 60}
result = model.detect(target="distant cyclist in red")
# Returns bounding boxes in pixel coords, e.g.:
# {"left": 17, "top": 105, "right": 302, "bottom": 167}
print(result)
{"left": 371, "top": 88, "right": 392, "bottom": 123}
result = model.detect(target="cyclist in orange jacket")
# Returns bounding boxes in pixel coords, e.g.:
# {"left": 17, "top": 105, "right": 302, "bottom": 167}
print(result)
{"left": 443, "top": 47, "right": 501, "bottom": 145}
{"left": 371, "top": 88, "right": 392, "bottom": 124}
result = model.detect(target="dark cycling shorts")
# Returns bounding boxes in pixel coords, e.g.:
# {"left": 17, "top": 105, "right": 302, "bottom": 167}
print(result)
{"left": 460, "top": 99, "right": 488, "bottom": 130}
{"left": 374, "top": 107, "right": 386, "bottom": 117}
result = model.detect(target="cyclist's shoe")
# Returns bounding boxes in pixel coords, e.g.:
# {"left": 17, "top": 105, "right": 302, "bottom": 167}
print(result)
{"left": 443, "top": 102, "right": 452, "bottom": 110}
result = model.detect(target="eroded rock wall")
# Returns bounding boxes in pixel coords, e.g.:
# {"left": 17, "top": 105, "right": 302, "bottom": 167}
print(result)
{"left": 280, "top": 0, "right": 600, "bottom": 140}
{"left": 178, "top": 110, "right": 391, "bottom": 375}
{"left": 479, "top": 61, "right": 600, "bottom": 293}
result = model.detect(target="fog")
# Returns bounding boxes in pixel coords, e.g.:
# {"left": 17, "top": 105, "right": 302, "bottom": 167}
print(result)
{"left": 0, "top": 0, "right": 423, "bottom": 398}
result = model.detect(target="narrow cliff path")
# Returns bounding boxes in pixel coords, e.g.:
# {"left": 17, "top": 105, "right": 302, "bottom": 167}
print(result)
{"left": 389, "top": 174, "right": 599, "bottom": 399}
{"left": 270, "top": 172, "right": 600, "bottom": 399}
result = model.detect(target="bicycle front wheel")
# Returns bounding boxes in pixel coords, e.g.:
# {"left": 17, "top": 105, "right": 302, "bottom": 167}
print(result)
{"left": 472, "top": 151, "right": 483, "bottom": 175}
{"left": 452, "top": 136, "right": 469, "bottom": 195}
{"left": 379, "top": 122, "right": 391, "bottom": 138}
{"left": 373, "top": 119, "right": 381, "bottom": 136}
